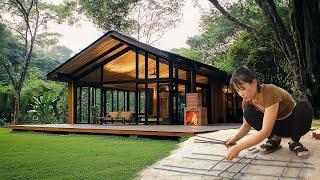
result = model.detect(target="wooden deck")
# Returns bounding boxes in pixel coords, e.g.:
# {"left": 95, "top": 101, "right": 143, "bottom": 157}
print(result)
{"left": 9, "top": 124, "right": 241, "bottom": 137}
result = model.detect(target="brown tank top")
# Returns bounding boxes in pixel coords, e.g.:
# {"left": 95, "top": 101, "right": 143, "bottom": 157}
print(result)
{"left": 242, "top": 84, "right": 296, "bottom": 120}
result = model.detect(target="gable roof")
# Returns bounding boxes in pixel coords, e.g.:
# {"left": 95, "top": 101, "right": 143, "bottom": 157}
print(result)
{"left": 46, "top": 30, "right": 229, "bottom": 82}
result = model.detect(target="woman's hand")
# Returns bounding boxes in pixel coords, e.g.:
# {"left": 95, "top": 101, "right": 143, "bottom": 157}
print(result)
{"left": 225, "top": 145, "right": 242, "bottom": 160}
{"left": 225, "top": 136, "right": 237, "bottom": 149}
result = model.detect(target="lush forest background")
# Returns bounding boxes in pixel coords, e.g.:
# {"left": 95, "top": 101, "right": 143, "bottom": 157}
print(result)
{"left": 0, "top": 0, "right": 319, "bottom": 126}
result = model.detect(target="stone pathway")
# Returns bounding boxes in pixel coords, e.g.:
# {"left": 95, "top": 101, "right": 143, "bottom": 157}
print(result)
{"left": 136, "top": 129, "right": 320, "bottom": 180}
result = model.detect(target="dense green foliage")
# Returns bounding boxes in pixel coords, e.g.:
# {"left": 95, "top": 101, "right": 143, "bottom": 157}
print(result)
{"left": 0, "top": 25, "right": 70, "bottom": 125}
{"left": 173, "top": 0, "right": 294, "bottom": 95}
{"left": 79, "top": 0, "right": 139, "bottom": 34}
{"left": 0, "top": 128, "right": 178, "bottom": 179}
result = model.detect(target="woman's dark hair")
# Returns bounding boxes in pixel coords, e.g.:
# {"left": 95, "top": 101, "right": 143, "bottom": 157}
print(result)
{"left": 229, "top": 65, "right": 262, "bottom": 92}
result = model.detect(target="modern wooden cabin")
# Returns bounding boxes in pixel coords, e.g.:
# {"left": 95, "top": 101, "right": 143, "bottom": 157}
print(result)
{"left": 46, "top": 31, "right": 242, "bottom": 125}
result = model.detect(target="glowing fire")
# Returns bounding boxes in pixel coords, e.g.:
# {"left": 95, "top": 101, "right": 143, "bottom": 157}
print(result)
{"left": 187, "top": 111, "right": 199, "bottom": 125}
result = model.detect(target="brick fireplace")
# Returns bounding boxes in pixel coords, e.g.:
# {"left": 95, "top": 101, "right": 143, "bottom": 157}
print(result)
{"left": 184, "top": 93, "right": 208, "bottom": 125}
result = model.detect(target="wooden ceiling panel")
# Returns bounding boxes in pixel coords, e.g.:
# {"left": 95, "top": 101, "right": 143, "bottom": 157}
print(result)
{"left": 103, "top": 51, "right": 170, "bottom": 81}
{"left": 61, "top": 37, "right": 119, "bottom": 73}
{"left": 79, "top": 68, "right": 100, "bottom": 82}
{"left": 103, "top": 51, "right": 136, "bottom": 81}
{"left": 96, "top": 44, "right": 129, "bottom": 64}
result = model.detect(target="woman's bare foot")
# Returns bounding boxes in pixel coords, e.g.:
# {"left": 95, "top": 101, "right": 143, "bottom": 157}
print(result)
{"left": 297, "top": 151, "right": 309, "bottom": 157}
{"left": 288, "top": 142, "right": 310, "bottom": 158}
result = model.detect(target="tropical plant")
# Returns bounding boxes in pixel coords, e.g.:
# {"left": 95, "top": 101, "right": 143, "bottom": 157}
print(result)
{"left": 28, "top": 92, "right": 58, "bottom": 124}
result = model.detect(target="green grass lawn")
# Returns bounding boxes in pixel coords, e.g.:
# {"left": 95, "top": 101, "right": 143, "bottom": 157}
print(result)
{"left": 0, "top": 128, "right": 180, "bottom": 179}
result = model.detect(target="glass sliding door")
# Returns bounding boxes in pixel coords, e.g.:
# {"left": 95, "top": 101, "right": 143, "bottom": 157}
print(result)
{"left": 129, "top": 91, "right": 135, "bottom": 112}
{"left": 88, "top": 87, "right": 101, "bottom": 124}
{"left": 112, "top": 90, "right": 117, "bottom": 112}
{"left": 158, "top": 83, "right": 170, "bottom": 124}
{"left": 76, "top": 87, "right": 90, "bottom": 124}
{"left": 145, "top": 83, "right": 157, "bottom": 124}
{"left": 118, "top": 91, "right": 125, "bottom": 112}
{"left": 137, "top": 83, "right": 145, "bottom": 124}
{"left": 177, "top": 84, "right": 186, "bottom": 125}
{"left": 105, "top": 90, "right": 112, "bottom": 113}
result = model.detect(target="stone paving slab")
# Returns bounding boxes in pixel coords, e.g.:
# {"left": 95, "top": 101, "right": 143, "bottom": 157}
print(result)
{"left": 136, "top": 129, "right": 320, "bottom": 180}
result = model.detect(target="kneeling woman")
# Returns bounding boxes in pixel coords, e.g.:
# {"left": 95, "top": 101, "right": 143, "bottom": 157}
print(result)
{"left": 224, "top": 65, "right": 313, "bottom": 160}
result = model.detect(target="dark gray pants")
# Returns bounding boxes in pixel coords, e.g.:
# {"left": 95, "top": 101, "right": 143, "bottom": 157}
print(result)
{"left": 243, "top": 101, "right": 313, "bottom": 142}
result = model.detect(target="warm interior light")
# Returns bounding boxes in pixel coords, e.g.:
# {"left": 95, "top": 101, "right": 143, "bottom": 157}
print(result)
{"left": 222, "top": 85, "right": 233, "bottom": 93}
{"left": 150, "top": 69, "right": 156, "bottom": 76}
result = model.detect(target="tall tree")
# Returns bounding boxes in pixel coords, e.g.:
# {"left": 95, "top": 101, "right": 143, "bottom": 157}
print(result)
{"left": 208, "top": 0, "right": 320, "bottom": 117}
{"left": 173, "top": 2, "right": 290, "bottom": 89}
{"left": 78, "top": 0, "right": 140, "bottom": 34}
{"left": 130, "top": 0, "right": 183, "bottom": 44}
{"left": 0, "top": 0, "right": 41, "bottom": 125}
{"left": 0, "top": 0, "right": 75, "bottom": 124}
{"left": 78, "top": 0, "right": 183, "bottom": 44}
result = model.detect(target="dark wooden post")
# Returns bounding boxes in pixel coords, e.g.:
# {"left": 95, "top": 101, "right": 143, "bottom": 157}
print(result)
{"left": 126, "top": 91, "right": 129, "bottom": 111}
{"left": 79, "top": 87, "right": 82, "bottom": 122}
{"left": 100, "top": 65, "right": 104, "bottom": 117}
{"left": 156, "top": 56, "right": 160, "bottom": 125}
{"left": 186, "top": 70, "right": 191, "bottom": 93}
{"left": 190, "top": 68, "right": 196, "bottom": 93}
{"left": 117, "top": 90, "right": 119, "bottom": 111}
{"left": 135, "top": 48, "right": 139, "bottom": 124}
{"left": 103, "top": 89, "right": 106, "bottom": 116}
{"left": 169, "top": 60, "right": 174, "bottom": 124}
{"left": 88, "top": 87, "right": 91, "bottom": 123}
{"left": 145, "top": 52, "right": 149, "bottom": 124}
{"left": 175, "top": 67, "right": 179, "bottom": 124}
{"left": 207, "top": 78, "right": 212, "bottom": 124}
{"left": 111, "top": 90, "right": 114, "bottom": 112}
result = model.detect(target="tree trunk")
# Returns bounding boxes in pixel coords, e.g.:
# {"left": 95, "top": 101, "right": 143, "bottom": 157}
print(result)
{"left": 290, "top": 0, "right": 320, "bottom": 118}
{"left": 13, "top": 88, "right": 21, "bottom": 125}
{"left": 254, "top": 0, "right": 308, "bottom": 101}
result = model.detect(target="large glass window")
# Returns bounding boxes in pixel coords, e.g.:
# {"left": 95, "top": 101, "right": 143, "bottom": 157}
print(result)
{"left": 159, "top": 58, "right": 169, "bottom": 78}
{"left": 147, "top": 83, "right": 157, "bottom": 124}
{"left": 95, "top": 88, "right": 101, "bottom": 117}
{"left": 139, "top": 91, "right": 145, "bottom": 114}
{"left": 89, "top": 88, "right": 101, "bottom": 124}
{"left": 124, "top": 91, "right": 128, "bottom": 111}
{"left": 112, "top": 90, "right": 117, "bottom": 111}
{"left": 196, "top": 75, "right": 208, "bottom": 84}
{"left": 178, "top": 69, "right": 187, "bottom": 80}
{"left": 148, "top": 55, "right": 156, "bottom": 79}
{"left": 73, "top": 51, "right": 215, "bottom": 125}
{"left": 178, "top": 84, "right": 186, "bottom": 124}
{"left": 138, "top": 52, "right": 145, "bottom": 79}
{"left": 129, "top": 91, "right": 135, "bottom": 112}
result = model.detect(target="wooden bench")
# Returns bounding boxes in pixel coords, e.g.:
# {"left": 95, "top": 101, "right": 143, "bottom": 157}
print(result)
{"left": 96, "top": 112, "right": 119, "bottom": 125}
